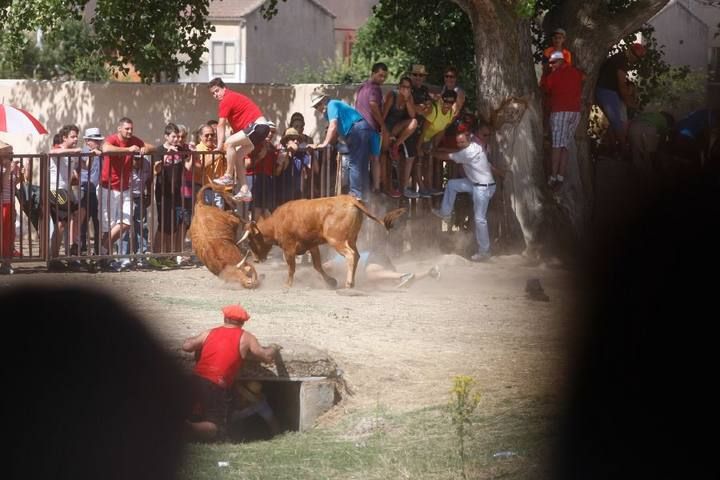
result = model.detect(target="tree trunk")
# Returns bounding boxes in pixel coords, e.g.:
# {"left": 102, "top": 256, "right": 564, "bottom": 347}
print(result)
{"left": 453, "top": 0, "right": 671, "bottom": 258}
{"left": 456, "top": 0, "right": 547, "bottom": 258}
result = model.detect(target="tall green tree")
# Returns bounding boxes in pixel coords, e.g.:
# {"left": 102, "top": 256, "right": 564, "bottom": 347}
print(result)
{"left": 0, "top": 0, "right": 214, "bottom": 82}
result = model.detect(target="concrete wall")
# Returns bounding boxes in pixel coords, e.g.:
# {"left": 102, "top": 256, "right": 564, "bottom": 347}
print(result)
{"left": 649, "top": 2, "right": 708, "bottom": 70}
{"left": 0, "top": 80, "right": 365, "bottom": 154}
{"left": 244, "top": 2, "right": 335, "bottom": 83}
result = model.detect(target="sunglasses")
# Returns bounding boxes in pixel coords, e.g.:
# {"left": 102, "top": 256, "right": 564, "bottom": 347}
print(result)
{"left": 442, "top": 99, "right": 455, "bottom": 104}
{"left": 202, "top": 133, "right": 216, "bottom": 137}
{"left": 444, "top": 74, "right": 456, "bottom": 78}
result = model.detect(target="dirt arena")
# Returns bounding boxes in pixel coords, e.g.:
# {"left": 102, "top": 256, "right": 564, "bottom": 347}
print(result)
{"left": 0, "top": 248, "right": 575, "bottom": 423}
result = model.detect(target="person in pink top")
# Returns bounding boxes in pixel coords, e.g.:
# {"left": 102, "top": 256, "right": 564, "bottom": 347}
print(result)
{"left": 182, "top": 304, "right": 280, "bottom": 442}
{"left": 100, "top": 117, "right": 155, "bottom": 259}
{"left": 208, "top": 77, "right": 269, "bottom": 202}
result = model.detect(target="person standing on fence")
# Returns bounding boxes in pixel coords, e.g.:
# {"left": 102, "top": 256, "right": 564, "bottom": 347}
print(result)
{"left": 355, "top": 62, "right": 388, "bottom": 195}
{"left": 182, "top": 304, "right": 280, "bottom": 442}
{"left": 432, "top": 128, "right": 500, "bottom": 262}
{"left": 208, "top": 78, "right": 269, "bottom": 203}
{"left": 101, "top": 117, "right": 155, "bottom": 267}
{"left": 310, "top": 92, "right": 374, "bottom": 202}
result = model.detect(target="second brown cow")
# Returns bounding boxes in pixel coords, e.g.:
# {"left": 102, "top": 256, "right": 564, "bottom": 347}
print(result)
{"left": 239, "top": 195, "right": 406, "bottom": 288}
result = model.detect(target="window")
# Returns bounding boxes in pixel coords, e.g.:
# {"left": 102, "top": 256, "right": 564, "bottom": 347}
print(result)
{"left": 211, "top": 41, "right": 236, "bottom": 76}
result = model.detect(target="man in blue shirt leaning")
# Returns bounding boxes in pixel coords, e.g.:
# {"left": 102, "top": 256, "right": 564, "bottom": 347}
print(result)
{"left": 310, "top": 92, "right": 374, "bottom": 201}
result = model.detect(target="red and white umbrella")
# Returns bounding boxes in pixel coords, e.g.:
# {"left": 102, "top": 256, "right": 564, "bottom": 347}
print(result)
{"left": 0, "top": 104, "right": 48, "bottom": 135}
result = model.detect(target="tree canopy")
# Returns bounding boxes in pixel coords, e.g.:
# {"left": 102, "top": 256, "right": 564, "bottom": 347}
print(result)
{"left": 0, "top": 0, "right": 214, "bottom": 82}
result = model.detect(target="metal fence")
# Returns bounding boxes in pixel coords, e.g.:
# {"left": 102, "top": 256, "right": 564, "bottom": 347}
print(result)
{"left": 1, "top": 145, "right": 340, "bottom": 270}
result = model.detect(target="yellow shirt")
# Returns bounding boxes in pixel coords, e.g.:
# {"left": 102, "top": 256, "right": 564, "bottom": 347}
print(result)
{"left": 194, "top": 143, "right": 229, "bottom": 190}
{"left": 421, "top": 101, "right": 454, "bottom": 143}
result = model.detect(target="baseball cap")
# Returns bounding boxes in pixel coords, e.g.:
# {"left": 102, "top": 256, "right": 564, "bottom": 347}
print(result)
{"left": 553, "top": 28, "right": 566, "bottom": 36}
{"left": 83, "top": 127, "right": 104, "bottom": 141}
{"left": 549, "top": 51, "right": 565, "bottom": 62}
{"left": 630, "top": 43, "right": 647, "bottom": 58}
{"left": 222, "top": 304, "right": 250, "bottom": 322}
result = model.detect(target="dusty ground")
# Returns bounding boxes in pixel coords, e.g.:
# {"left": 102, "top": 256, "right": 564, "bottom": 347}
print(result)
{"left": 1, "top": 246, "right": 575, "bottom": 424}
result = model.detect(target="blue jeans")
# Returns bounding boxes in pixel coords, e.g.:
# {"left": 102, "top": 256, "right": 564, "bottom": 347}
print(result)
{"left": 346, "top": 119, "right": 373, "bottom": 201}
{"left": 595, "top": 87, "right": 627, "bottom": 134}
{"left": 438, "top": 178, "right": 496, "bottom": 256}
{"left": 120, "top": 196, "right": 149, "bottom": 255}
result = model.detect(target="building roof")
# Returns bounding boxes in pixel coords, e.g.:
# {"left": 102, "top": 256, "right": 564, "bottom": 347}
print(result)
{"left": 209, "top": 0, "right": 335, "bottom": 21}
{"left": 651, "top": 0, "right": 710, "bottom": 29}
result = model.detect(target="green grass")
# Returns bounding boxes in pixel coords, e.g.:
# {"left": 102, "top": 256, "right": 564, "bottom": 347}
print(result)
{"left": 178, "top": 396, "right": 557, "bottom": 480}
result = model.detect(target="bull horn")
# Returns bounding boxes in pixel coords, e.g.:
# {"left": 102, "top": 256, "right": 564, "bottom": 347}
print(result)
{"left": 236, "top": 249, "right": 251, "bottom": 268}
{"left": 237, "top": 229, "right": 251, "bottom": 245}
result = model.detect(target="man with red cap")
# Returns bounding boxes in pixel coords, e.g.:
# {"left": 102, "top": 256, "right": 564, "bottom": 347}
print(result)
{"left": 182, "top": 304, "right": 280, "bottom": 442}
{"left": 595, "top": 43, "right": 647, "bottom": 155}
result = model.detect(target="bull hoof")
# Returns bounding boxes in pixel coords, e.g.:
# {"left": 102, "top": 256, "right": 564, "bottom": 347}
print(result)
{"left": 325, "top": 277, "right": 338, "bottom": 289}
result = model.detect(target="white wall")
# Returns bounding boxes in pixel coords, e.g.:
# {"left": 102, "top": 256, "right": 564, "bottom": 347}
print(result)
{"left": 650, "top": 2, "right": 708, "bottom": 70}
{"left": 244, "top": 2, "right": 335, "bottom": 83}
{"left": 0, "top": 80, "right": 366, "bottom": 154}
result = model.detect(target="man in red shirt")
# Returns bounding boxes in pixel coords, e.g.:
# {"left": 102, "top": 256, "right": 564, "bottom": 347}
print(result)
{"left": 182, "top": 304, "right": 280, "bottom": 441}
{"left": 208, "top": 77, "right": 268, "bottom": 202}
{"left": 541, "top": 51, "right": 583, "bottom": 190}
{"left": 100, "top": 117, "right": 154, "bottom": 259}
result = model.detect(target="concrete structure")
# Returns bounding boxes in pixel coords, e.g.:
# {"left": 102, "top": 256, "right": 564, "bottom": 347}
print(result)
{"left": 648, "top": 0, "right": 709, "bottom": 71}
{"left": 0, "top": 80, "right": 364, "bottom": 154}
{"left": 315, "top": 0, "right": 378, "bottom": 61}
{"left": 179, "top": 0, "right": 335, "bottom": 84}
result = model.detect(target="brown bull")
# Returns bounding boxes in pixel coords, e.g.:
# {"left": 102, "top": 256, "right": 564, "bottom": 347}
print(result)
{"left": 239, "top": 195, "right": 406, "bottom": 288}
{"left": 189, "top": 187, "right": 259, "bottom": 288}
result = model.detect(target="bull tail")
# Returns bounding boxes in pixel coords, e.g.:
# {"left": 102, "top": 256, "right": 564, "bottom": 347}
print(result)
{"left": 350, "top": 197, "right": 407, "bottom": 230}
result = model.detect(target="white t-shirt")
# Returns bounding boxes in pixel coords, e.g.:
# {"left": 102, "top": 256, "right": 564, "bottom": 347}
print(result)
{"left": 449, "top": 143, "right": 494, "bottom": 185}
{"left": 49, "top": 155, "right": 78, "bottom": 191}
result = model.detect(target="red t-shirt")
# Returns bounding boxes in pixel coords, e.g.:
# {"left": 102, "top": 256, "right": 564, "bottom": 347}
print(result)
{"left": 218, "top": 89, "right": 263, "bottom": 132}
{"left": 193, "top": 326, "right": 245, "bottom": 389}
{"left": 541, "top": 64, "right": 583, "bottom": 113}
{"left": 247, "top": 144, "right": 277, "bottom": 177}
{"left": 101, "top": 134, "right": 145, "bottom": 191}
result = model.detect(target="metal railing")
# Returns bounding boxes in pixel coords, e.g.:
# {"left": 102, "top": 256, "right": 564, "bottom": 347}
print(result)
{"left": 1, "top": 145, "right": 340, "bottom": 269}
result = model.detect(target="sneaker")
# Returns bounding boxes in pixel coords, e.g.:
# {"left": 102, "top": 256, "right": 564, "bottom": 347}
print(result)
{"left": 134, "top": 258, "right": 151, "bottom": 270}
{"left": 232, "top": 189, "right": 253, "bottom": 203}
{"left": 403, "top": 187, "right": 420, "bottom": 199}
{"left": 431, "top": 208, "right": 451, "bottom": 221}
{"left": 391, "top": 188, "right": 403, "bottom": 198}
{"left": 396, "top": 272, "right": 415, "bottom": 288}
{"left": 418, "top": 189, "right": 432, "bottom": 199}
{"left": 428, "top": 265, "right": 440, "bottom": 279}
{"left": 429, "top": 188, "right": 444, "bottom": 197}
{"left": 118, "top": 258, "right": 133, "bottom": 271}
{"left": 470, "top": 253, "right": 491, "bottom": 262}
{"left": 0, "top": 262, "right": 14, "bottom": 275}
{"left": 213, "top": 174, "right": 236, "bottom": 186}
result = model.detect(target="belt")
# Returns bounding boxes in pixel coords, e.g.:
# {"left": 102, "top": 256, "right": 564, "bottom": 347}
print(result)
{"left": 473, "top": 182, "right": 495, "bottom": 187}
